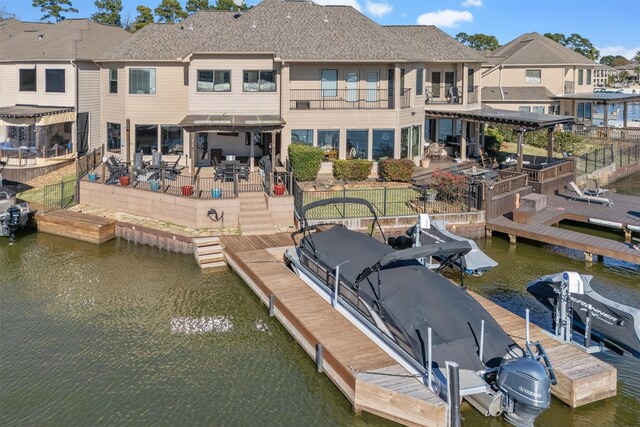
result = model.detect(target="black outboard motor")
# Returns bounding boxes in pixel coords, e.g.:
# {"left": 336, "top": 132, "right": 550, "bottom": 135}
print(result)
{"left": 6, "top": 205, "right": 21, "bottom": 243}
{"left": 497, "top": 358, "right": 551, "bottom": 427}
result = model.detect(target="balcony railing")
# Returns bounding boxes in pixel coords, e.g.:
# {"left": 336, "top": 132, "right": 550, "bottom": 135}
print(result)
{"left": 564, "top": 81, "right": 575, "bottom": 94}
{"left": 425, "top": 85, "right": 477, "bottom": 105}
{"left": 400, "top": 88, "right": 412, "bottom": 109}
{"left": 290, "top": 89, "right": 391, "bottom": 110}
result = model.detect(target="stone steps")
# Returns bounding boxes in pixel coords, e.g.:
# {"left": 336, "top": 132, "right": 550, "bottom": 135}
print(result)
{"left": 238, "top": 191, "right": 275, "bottom": 235}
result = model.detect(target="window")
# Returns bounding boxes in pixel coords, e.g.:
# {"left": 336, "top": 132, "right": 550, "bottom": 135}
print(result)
{"left": 135, "top": 124, "right": 158, "bottom": 154}
{"left": 129, "top": 68, "right": 156, "bottom": 94}
{"left": 291, "top": 129, "right": 313, "bottom": 146}
{"left": 431, "top": 71, "right": 441, "bottom": 97}
{"left": 317, "top": 129, "right": 339, "bottom": 158}
{"left": 109, "top": 68, "right": 118, "bottom": 94}
{"left": 372, "top": 129, "right": 394, "bottom": 161}
{"left": 587, "top": 69, "right": 592, "bottom": 85}
{"left": 525, "top": 70, "right": 541, "bottom": 84}
{"left": 578, "top": 69, "right": 584, "bottom": 85}
{"left": 532, "top": 106, "right": 545, "bottom": 113}
{"left": 45, "top": 69, "right": 65, "bottom": 93}
{"left": 19, "top": 69, "right": 36, "bottom": 92}
{"left": 346, "top": 130, "right": 368, "bottom": 159}
{"left": 243, "top": 70, "right": 276, "bottom": 92}
{"left": 161, "top": 125, "right": 182, "bottom": 154}
{"left": 197, "top": 70, "right": 231, "bottom": 92}
{"left": 577, "top": 102, "right": 592, "bottom": 121}
{"left": 467, "top": 68, "right": 475, "bottom": 92}
{"left": 321, "top": 69, "right": 337, "bottom": 97}
{"left": 416, "top": 68, "right": 424, "bottom": 96}
{"left": 107, "top": 122, "right": 121, "bottom": 153}
{"left": 519, "top": 106, "right": 532, "bottom": 112}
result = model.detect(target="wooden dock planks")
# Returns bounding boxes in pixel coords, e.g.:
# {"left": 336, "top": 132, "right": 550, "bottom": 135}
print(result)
{"left": 36, "top": 210, "right": 116, "bottom": 244}
{"left": 470, "top": 291, "right": 617, "bottom": 407}
{"left": 221, "top": 235, "right": 447, "bottom": 427}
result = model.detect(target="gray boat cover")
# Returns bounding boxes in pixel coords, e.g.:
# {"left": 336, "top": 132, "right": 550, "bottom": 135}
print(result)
{"left": 301, "top": 225, "right": 516, "bottom": 371}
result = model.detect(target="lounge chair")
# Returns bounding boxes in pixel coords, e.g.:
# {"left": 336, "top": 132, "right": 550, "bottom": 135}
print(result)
{"left": 569, "top": 181, "right": 613, "bottom": 206}
{"left": 105, "top": 156, "right": 129, "bottom": 184}
{"left": 584, "top": 177, "right": 609, "bottom": 196}
{"left": 425, "top": 142, "right": 442, "bottom": 159}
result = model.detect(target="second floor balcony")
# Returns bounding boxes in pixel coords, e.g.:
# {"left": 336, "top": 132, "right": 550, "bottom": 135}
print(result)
{"left": 290, "top": 88, "right": 395, "bottom": 110}
{"left": 564, "top": 81, "right": 575, "bottom": 95}
{"left": 425, "top": 85, "right": 478, "bottom": 105}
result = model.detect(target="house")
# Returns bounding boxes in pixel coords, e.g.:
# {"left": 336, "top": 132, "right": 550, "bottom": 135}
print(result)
{"left": 0, "top": 18, "right": 130, "bottom": 156}
{"left": 97, "top": 0, "right": 484, "bottom": 170}
{"left": 481, "top": 32, "right": 596, "bottom": 115}
{"left": 593, "top": 63, "right": 617, "bottom": 87}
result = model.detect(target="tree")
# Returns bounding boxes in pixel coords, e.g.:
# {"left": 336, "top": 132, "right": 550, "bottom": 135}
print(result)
{"left": 186, "top": 0, "right": 209, "bottom": 13}
{"left": 1, "top": 3, "right": 16, "bottom": 19}
{"left": 618, "top": 70, "right": 630, "bottom": 83}
{"left": 92, "top": 0, "right": 122, "bottom": 27}
{"left": 600, "top": 55, "right": 630, "bottom": 67}
{"left": 212, "top": 0, "right": 249, "bottom": 11}
{"left": 544, "top": 32, "right": 599, "bottom": 61}
{"left": 154, "top": 0, "right": 187, "bottom": 23}
{"left": 455, "top": 32, "right": 500, "bottom": 51}
{"left": 133, "top": 5, "right": 154, "bottom": 31}
{"left": 32, "top": 0, "right": 78, "bottom": 22}
{"left": 633, "top": 50, "right": 640, "bottom": 63}
{"left": 543, "top": 33, "right": 567, "bottom": 46}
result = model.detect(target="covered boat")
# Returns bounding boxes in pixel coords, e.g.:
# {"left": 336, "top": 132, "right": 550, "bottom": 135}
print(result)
{"left": 286, "top": 198, "right": 556, "bottom": 426}
{"left": 528, "top": 272, "right": 640, "bottom": 357}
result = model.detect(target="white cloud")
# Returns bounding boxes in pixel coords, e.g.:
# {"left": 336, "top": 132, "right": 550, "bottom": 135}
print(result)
{"left": 365, "top": 1, "right": 393, "bottom": 17}
{"left": 598, "top": 45, "right": 640, "bottom": 60}
{"left": 462, "top": 0, "right": 483, "bottom": 7}
{"left": 313, "top": 0, "right": 361, "bottom": 11}
{"left": 417, "top": 10, "right": 473, "bottom": 28}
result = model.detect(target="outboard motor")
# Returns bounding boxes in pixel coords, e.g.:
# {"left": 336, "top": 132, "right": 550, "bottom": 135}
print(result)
{"left": 497, "top": 358, "right": 551, "bottom": 427}
{"left": 6, "top": 206, "right": 22, "bottom": 243}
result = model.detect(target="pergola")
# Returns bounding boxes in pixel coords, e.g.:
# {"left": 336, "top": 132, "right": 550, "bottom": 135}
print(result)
{"left": 553, "top": 92, "right": 640, "bottom": 138}
{"left": 425, "top": 107, "right": 575, "bottom": 172}
{"left": 179, "top": 114, "right": 285, "bottom": 172}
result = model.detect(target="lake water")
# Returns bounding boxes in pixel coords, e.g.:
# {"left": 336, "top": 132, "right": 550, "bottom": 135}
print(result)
{"left": 1, "top": 173, "right": 638, "bottom": 426}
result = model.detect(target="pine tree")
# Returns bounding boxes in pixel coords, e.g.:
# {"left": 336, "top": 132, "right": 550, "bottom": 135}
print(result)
{"left": 186, "top": 0, "right": 209, "bottom": 14}
{"left": 133, "top": 5, "right": 154, "bottom": 31}
{"left": 32, "top": 0, "right": 79, "bottom": 22}
{"left": 91, "top": 0, "right": 122, "bottom": 27}
{"left": 154, "top": 0, "right": 188, "bottom": 23}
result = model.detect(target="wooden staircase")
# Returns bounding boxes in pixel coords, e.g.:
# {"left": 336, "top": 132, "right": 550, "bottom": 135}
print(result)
{"left": 192, "top": 236, "right": 226, "bottom": 269}
{"left": 238, "top": 192, "right": 276, "bottom": 235}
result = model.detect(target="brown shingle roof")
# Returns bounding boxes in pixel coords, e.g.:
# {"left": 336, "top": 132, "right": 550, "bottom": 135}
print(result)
{"left": 485, "top": 32, "right": 595, "bottom": 66}
{"left": 482, "top": 86, "right": 555, "bottom": 102}
{"left": 0, "top": 19, "right": 130, "bottom": 61}
{"left": 102, "top": 0, "right": 480, "bottom": 63}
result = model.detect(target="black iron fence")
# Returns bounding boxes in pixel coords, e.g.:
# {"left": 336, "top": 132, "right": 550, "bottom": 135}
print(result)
{"left": 293, "top": 182, "right": 480, "bottom": 220}
{"left": 290, "top": 88, "right": 392, "bottom": 110}
{"left": 577, "top": 144, "right": 615, "bottom": 174}
{"left": 618, "top": 143, "right": 640, "bottom": 166}
{"left": 42, "top": 178, "right": 77, "bottom": 212}
{"left": 76, "top": 147, "right": 104, "bottom": 179}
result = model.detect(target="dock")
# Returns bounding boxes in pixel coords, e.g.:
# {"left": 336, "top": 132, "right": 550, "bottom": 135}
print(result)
{"left": 35, "top": 210, "right": 116, "bottom": 244}
{"left": 487, "top": 192, "right": 640, "bottom": 264}
{"left": 220, "top": 234, "right": 617, "bottom": 426}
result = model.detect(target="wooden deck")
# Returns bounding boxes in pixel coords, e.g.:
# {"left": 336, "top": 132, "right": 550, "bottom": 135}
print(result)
{"left": 487, "top": 192, "right": 640, "bottom": 264}
{"left": 220, "top": 234, "right": 617, "bottom": 425}
{"left": 35, "top": 210, "right": 116, "bottom": 244}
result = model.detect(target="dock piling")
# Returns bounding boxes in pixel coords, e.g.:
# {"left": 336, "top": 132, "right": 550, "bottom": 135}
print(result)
{"left": 269, "top": 294, "right": 275, "bottom": 317}
{"left": 315, "top": 343, "right": 324, "bottom": 373}
{"left": 446, "top": 361, "right": 461, "bottom": 427}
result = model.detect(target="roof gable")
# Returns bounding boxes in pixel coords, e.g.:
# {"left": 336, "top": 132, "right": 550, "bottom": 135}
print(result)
{"left": 486, "top": 32, "right": 595, "bottom": 66}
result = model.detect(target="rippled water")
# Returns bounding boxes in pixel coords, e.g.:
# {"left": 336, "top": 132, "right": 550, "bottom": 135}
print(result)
{"left": 1, "top": 173, "right": 639, "bottom": 426}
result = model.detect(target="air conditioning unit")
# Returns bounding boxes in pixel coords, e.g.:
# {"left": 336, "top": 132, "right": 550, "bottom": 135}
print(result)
{"left": 295, "top": 100, "right": 311, "bottom": 109}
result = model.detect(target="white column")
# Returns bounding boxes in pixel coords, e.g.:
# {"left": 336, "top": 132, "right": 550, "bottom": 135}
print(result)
{"left": 460, "top": 121, "right": 467, "bottom": 162}
{"left": 250, "top": 131, "right": 255, "bottom": 169}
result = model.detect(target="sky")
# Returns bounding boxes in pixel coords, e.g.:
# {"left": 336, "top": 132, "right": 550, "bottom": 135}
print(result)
{"left": 2, "top": 0, "right": 638, "bottom": 59}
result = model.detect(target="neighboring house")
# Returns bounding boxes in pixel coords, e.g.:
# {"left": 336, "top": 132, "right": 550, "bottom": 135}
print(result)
{"left": 481, "top": 32, "right": 596, "bottom": 117}
{"left": 0, "top": 18, "right": 129, "bottom": 156}
{"left": 97, "top": 0, "right": 483, "bottom": 169}
{"left": 614, "top": 63, "right": 639, "bottom": 84}
{"left": 593, "top": 63, "right": 617, "bottom": 87}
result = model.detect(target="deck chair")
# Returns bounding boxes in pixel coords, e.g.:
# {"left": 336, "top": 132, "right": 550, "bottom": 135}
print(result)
{"left": 447, "top": 86, "right": 460, "bottom": 103}
{"left": 105, "top": 156, "right": 129, "bottom": 184}
{"left": 425, "top": 143, "right": 442, "bottom": 159}
{"left": 569, "top": 181, "right": 613, "bottom": 206}
{"left": 479, "top": 149, "right": 498, "bottom": 169}
{"left": 238, "top": 163, "right": 250, "bottom": 181}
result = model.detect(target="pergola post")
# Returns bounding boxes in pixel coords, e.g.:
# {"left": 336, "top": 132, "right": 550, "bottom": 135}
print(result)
{"left": 460, "top": 122, "right": 467, "bottom": 161}
{"left": 603, "top": 103, "right": 609, "bottom": 140}
{"left": 271, "top": 130, "right": 276, "bottom": 175}
{"left": 189, "top": 131, "right": 196, "bottom": 172}
{"left": 516, "top": 130, "right": 524, "bottom": 173}
{"left": 250, "top": 131, "right": 255, "bottom": 170}
{"left": 623, "top": 102, "right": 628, "bottom": 128}
{"left": 547, "top": 127, "right": 554, "bottom": 158}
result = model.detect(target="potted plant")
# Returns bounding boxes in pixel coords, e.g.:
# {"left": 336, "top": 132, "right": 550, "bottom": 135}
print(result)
{"left": 425, "top": 188, "right": 437, "bottom": 202}
{"left": 211, "top": 188, "right": 222, "bottom": 199}
{"left": 420, "top": 157, "right": 431, "bottom": 168}
{"left": 88, "top": 172, "right": 97, "bottom": 182}
{"left": 150, "top": 180, "right": 160, "bottom": 192}
{"left": 181, "top": 185, "right": 194, "bottom": 196}
{"left": 273, "top": 179, "right": 286, "bottom": 196}
{"left": 119, "top": 175, "right": 130, "bottom": 186}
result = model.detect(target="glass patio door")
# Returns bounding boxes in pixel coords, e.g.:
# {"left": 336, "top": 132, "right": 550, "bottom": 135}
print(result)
{"left": 196, "top": 132, "right": 209, "bottom": 166}
{"left": 346, "top": 72, "right": 358, "bottom": 102}
{"left": 366, "top": 71, "right": 378, "bottom": 102}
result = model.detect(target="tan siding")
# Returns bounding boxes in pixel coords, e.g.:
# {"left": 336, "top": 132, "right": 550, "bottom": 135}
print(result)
{"left": 0, "top": 64, "right": 17, "bottom": 108}
{"left": 288, "top": 63, "right": 391, "bottom": 91}
{"left": 101, "top": 64, "right": 126, "bottom": 154}
{"left": 78, "top": 63, "right": 101, "bottom": 150}
{"left": 14, "top": 62, "right": 75, "bottom": 107}
{"left": 189, "top": 56, "right": 280, "bottom": 114}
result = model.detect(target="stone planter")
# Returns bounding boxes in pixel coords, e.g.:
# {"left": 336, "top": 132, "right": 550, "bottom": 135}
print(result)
{"left": 420, "top": 158, "right": 431, "bottom": 168}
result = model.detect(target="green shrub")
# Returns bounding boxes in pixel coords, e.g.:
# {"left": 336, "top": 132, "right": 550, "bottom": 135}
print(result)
{"left": 288, "top": 144, "right": 323, "bottom": 181}
{"left": 333, "top": 159, "right": 373, "bottom": 181}
{"left": 487, "top": 126, "right": 515, "bottom": 143}
{"left": 524, "top": 129, "right": 548, "bottom": 149}
{"left": 554, "top": 132, "right": 585, "bottom": 154}
{"left": 378, "top": 159, "right": 415, "bottom": 182}
{"left": 484, "top": 134, "right": 502, "bottom": 154}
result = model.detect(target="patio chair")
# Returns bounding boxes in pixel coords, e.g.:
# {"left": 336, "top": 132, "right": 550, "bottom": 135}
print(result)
{"left": 425, "top": 142, "right": 442, "bottom": 159}
{"left": 447, "top": 86, "right": 460, "bottom": 103}
{"left": 479, "top": 149, "right": 498, "bottom": 169}
{"left": 223, "top": 162, "right": 237, "bottom": 182}
{"left": 449, "top": 165, "right": 462, "bottom": 175}
{"left": 569, "top": 181, "right": 613, "bottom": 207}
{"left": 163, "top": 154, "right": 184, "bottom": 181}
{"left": 238, "top": 163, "right": 250, "bottom": 181}
{"left": 105, "top": 156, "right": 129, "bottom": 184}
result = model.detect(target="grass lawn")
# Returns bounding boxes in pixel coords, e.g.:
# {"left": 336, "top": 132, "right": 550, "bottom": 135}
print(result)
{"left": 18, "top": 172, "right": 76, "bottom": 207}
